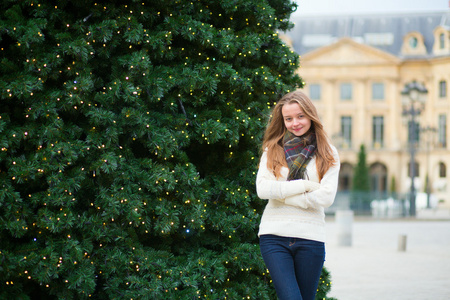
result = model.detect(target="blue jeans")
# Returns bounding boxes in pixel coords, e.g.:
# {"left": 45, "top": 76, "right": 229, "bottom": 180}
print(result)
{"left": 259, "top": 234, "right": 325, "bottom": 300}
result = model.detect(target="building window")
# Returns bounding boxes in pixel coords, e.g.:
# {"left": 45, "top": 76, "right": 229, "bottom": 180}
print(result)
{"left": 339, "top": 163, "right": 353, "bottom": 191}
{"left": 341, "top": 116, "right": 352, "bottom": 148}
{"left": 309, "top": 84, "right": 321, "bottom": 100}
{"left": 439, "top": 80, "right": 447, "bottom": 98}
{"left": 372, "top": 83, "right": 384, "bottom": 100}
{"left": 407, "top": 161, "right": 419, "bottom": 177}
{"left": 439, "top": 162, "right": 447, "bottom": 178}
{"left": 439, "top": 114, "right": 447, "bottom": 148}
{"left": 369, "top": 163, "right": 388, "bottom": 193}
{"left": 340, "top": 83, "right": 352, "bottom": 100}
{"left": 372, "top": 116, "right": 384, "bottom": 148}
{"left": 439, "top": 33, "right": 445, "bottom": 49}
{"left": 409, "top": 36, "right": 418, "bottom": 48}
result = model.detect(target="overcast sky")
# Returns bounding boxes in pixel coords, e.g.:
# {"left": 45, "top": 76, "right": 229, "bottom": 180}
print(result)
{"left": 293, "top": 0, "right": 449, "bottom": 16}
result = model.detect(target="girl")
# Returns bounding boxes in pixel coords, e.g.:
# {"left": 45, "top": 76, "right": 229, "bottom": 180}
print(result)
{"left": 256, "top": 90, "right": 340, "bottom": 300}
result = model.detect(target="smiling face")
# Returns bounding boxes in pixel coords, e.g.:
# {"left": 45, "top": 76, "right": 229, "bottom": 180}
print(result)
{"left": 281, "top": 102, "right": 312, "bottom": 137}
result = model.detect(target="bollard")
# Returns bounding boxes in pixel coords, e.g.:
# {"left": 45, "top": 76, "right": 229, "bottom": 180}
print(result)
{"left": 335, "top": 210, "right": 353, "bottom": 246}
{"left": 398, "top": 234, "right": 407, "bottom": 252}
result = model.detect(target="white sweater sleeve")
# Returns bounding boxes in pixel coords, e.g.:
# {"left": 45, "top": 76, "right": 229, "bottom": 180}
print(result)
{"left": 284, "top": 146, "right": 340, "bottom": 209}
{"left": 256, "top": 151, "right": 315, "bottom": 201}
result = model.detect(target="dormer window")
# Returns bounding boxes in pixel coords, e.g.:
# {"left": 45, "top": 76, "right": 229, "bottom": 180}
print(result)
{"left": 409, "top": 36, "right": 418, "bottom": 49}
{"left": 433, "top": 26, "right": 450, "bottom": 55}
{"left": 401, "top": 32, "right": 426, "bottom": 56}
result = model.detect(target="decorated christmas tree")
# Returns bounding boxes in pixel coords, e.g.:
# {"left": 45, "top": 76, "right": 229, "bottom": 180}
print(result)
{"left": 0, "top": 0, "right": 335, "bottom": 298}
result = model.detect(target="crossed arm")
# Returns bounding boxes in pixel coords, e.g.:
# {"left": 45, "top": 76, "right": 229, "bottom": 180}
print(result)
{"left": 256, "top": 149, "right": 340, "bottom": 209}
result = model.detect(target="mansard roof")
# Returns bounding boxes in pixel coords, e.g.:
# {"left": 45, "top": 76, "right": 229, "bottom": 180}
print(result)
{"left": 285, "top": 10, "right": 450, "bottom": 58}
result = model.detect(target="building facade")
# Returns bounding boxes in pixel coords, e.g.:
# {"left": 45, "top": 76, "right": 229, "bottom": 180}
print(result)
{"left": 284, "top": 11, "right": 450, "bottom": 208}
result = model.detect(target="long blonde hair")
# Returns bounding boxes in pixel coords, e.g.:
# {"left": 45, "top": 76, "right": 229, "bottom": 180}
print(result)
{"left": 261, "top": 90, "right": 336, "bottom": 180}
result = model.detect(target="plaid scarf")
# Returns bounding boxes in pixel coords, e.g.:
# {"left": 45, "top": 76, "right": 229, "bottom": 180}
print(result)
{"left": 283, "top": 131, "right": 317, "bottom": 180}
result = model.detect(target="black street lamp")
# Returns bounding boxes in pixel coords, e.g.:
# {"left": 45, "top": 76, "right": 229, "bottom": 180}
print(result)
{"left": 401, "top": 81, "right": 428, "bottom": 217}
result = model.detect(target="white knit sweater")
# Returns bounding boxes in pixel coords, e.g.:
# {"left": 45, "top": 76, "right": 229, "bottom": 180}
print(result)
{"left": 256, "top": 145, "right": 340, "bottom": 242}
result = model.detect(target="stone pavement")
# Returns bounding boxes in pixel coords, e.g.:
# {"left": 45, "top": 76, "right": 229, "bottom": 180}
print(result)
{"left": 323, "top": 217, "right": 450, "bottom": 300}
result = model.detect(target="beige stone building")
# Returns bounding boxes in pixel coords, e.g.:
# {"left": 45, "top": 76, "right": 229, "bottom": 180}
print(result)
{"left": 284, "top": 11, "right": 450, "bottom": 211}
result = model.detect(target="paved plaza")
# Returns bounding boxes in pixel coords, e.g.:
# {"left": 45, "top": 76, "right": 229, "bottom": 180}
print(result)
{"left": 324, "top": 215, "right": 450, "bottom": 300}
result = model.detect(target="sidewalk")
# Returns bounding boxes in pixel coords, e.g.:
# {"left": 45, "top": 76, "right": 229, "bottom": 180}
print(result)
{"left": 324, "top": 217, "right": 450, "bottom": 300}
